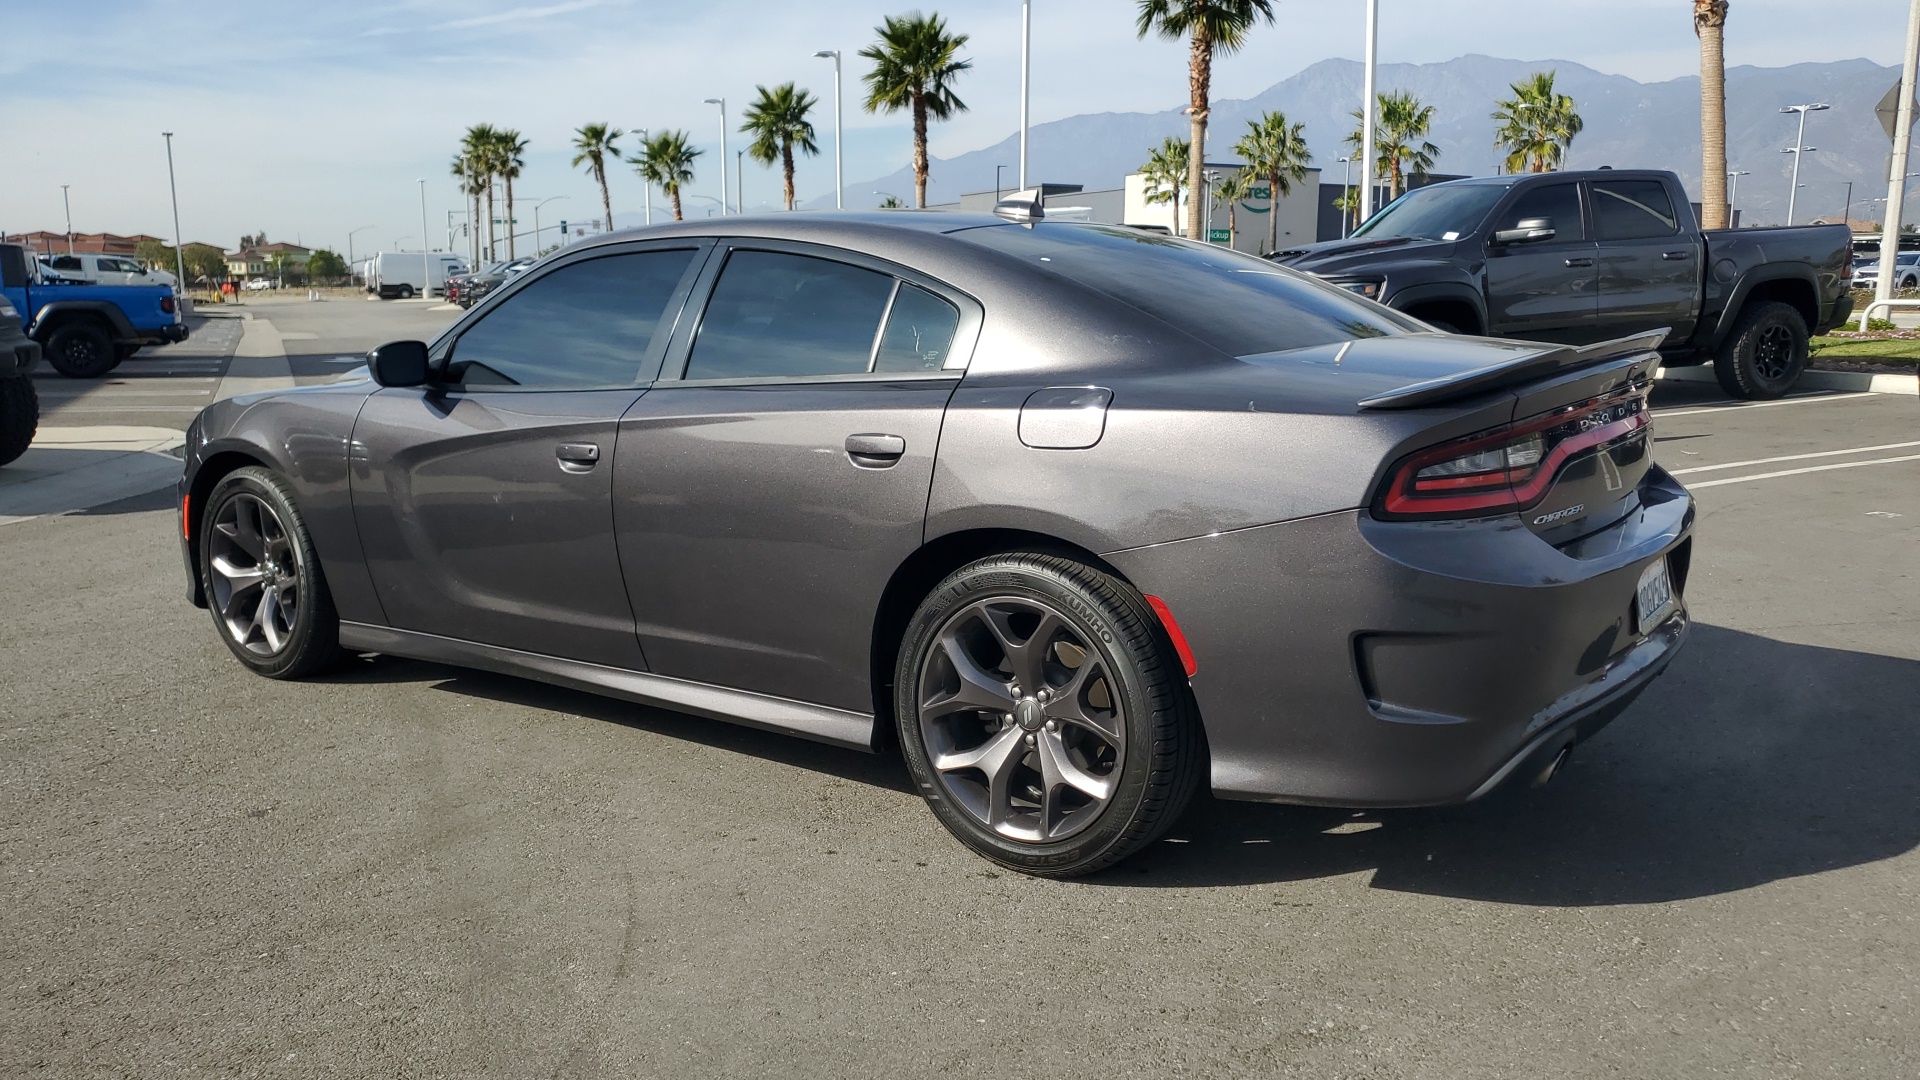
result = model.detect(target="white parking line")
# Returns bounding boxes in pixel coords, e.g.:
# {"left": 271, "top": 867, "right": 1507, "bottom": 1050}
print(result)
{"left": 1654, "top": 392, "right": 1875, "bottom": 418}
{"left": 1687, "top": 454, "right": 1920, "bottom": 488}
{"left": 1670, "top": 440, "right": 1920, "bottom": 476}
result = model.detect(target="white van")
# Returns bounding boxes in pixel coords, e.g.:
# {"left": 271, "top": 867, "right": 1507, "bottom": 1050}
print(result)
{"left": 41, "top": 253, "right": 180, "bottom": 290}
{"left": 370, "top": 252, "right": 466, "bottom": 300}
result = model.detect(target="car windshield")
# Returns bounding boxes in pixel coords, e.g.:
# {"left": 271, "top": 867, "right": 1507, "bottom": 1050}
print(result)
{"left": 1350, "top": 183, "right": 1509, "bottom": 242}
{"left": 956, "top": 222, "right": 1419, "bottom": 357}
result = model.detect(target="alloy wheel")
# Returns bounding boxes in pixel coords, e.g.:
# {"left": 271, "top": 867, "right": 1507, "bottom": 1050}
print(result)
{"left": 916, "top": 596, "right": 1126, "bottom": 843}
{"left": 1753, "top": 324, "right": 1797, "bottom": 382}
{"left": 207, "top": 492, "right": 302, "bottom": 656}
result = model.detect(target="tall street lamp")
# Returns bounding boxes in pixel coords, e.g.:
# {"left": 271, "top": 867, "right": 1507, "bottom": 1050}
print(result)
{"left": 418, "top": 178, "right": 430, "bottom": 254}
{"left": 1780, "top": 102, "right": 1829, "bottom": 226}
{"left": 162, "top": 132, "right": 187, "bottom": 290}
{"left": 1338, "top": 156, "right": 1353, "bottom": 237}
{"left": 633, "top": 127, "right": 653, "bottom": 226}
{"left": 347, "top": 225, "right": 374, "bottom": 271}
{"left": 812, "top": 51, "right": 843, "bottom": 209}
{"left": 703, "top": 97, "right": 729, "bottom": 214}
{"left": 1358, "top": 0, "right": 1379, "bottom": 223}
{"left": 995, "top": 164, "right": 1006, "bottom": 202}
{"left": 532, "top": 195, "right": 569, "bottom": 251}
{"left": 1019, "top": 0, "right": 1031, "bottom": 188}
{"left": 61, "top": 184, "right": 73, "bottom": 254}
{"left": 737, "top": 150, "right": 745, "bottom": 213}
{"left": 1727, "top": 169, "right": 1750, "bottom": 222}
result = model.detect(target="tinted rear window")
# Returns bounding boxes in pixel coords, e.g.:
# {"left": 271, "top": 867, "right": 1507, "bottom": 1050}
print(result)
{"left": 955, "top": 223, "right": 1413, "bottom": 356}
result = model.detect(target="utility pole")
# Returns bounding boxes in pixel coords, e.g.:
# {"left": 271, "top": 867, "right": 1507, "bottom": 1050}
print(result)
{"left": 162, "top": 133, "right": 188, "bottom": 290}
{"left": 61, "top": 185, "right": 73, "bottom": 254}
{"left": 1878, "top": 0, "right": 1920, "bottom": 316}
{"left": 1358, "top": 0, "right": 1379, "bottom": 224}
{"left": 1019, "top": 0, "right": 1031, "bottom": 189}
{"left": 704, "top": 98, "right": 728, "bottom": 214}
{"left": 813, "top": 52, "right": 843, "bottom": 208}
{"left": 1780, "top": 102, "right": 1829, "bottom": 226}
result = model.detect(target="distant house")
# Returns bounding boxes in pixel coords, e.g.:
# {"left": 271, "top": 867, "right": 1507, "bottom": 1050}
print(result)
{"left": 0, "top": 230, "right": 166, "bottom": 255}
{"left": 224, "top": 242, "right": 312, "bottom": 279}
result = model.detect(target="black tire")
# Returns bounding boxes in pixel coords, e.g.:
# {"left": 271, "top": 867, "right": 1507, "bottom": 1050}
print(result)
{"left": 200, "top": 466, "right": 347, "bottom": 679}
{"left": 0, "top": 377, "right": 37, "bottom": 467}
{"left": 399, "top": 284, "right": 415, "bottom": 299}
{"left": 1712, "top": 300, "right": 1809, "bottom": 400}
{"left": 43, "top": 321, "right": 116, "bottom": 379}
{"left": 115, "top": 344, "right": 140, "bottom": 362}
{"left": 894, "top": 553, "right": 1203, "bottom": 878}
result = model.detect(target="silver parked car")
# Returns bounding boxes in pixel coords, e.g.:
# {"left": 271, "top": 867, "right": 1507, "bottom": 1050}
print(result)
{"left": 177, "top": 209, "right": 1693, "bottom": 876}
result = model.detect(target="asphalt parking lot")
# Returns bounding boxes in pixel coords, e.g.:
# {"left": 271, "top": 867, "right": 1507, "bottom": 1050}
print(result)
{"left": 1, "top": 302, "right": 1915, "bottom": 1077}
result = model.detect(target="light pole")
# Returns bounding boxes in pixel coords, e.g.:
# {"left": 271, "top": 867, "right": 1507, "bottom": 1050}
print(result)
{"left": 531, "top": 195, "right": 568, "bottom": 251}
{"left": 812, "top": 51, "right": 843, "bottom": 209}
{"left": 1840, "top": 180, "right": 1854, "bottom": 225}
{"left": 1019, "top": 0, "right": 1031, "bottom": 188}
{"left": 162, "top": 132, "right": 187, "bottom": 290}
{"left": 418, "top": 178, "right": 429, "bottom": 254}
{"left": 1358, "top": 0, "right": 1379, "bottom": 223}
{"left": 60, "top": 184, "right": 73, "bottom": 253}
{"left": 1339, "top": 156, "right": 1353, "bottom": 237}
{"left": 704, "top": 98, "right": 728, "bottom": 214}
{"left": 1727, "top": 169, "right": 1750, "bottom": 223}
{"left": 737, "top": 150, "right": 745, "bottom": 213}
{"left": 995, "top": 164, "right": 1006, "bottom": 202}
{"left": 1875, "top": 0, "right": 1920, "bottom": 317}
{"left": 633, "top": 127, "right": 653, "bottom": 226}
{"left": 1780, "top": 102, "right": 1829, "bottom": 226}
{"left": 347, "top": 225, "right": 374, "bottom": 274}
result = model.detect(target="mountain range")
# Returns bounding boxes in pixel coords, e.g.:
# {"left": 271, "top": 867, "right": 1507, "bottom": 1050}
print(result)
{"left": 788, "top": 54, "right": 1899, "bottom": 226}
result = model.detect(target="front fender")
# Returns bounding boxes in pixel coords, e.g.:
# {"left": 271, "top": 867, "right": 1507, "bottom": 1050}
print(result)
{"left": 1386, "top": 281, "right": 1489, "bottom": 332}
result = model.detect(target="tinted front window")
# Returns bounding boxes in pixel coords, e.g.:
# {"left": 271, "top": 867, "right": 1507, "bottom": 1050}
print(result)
{"left": 1350, "top": 183, "right": 1508, "bottom": 242}
{"left": 957, "top": 223, "right": 1414, "bottom": 357}
{"left": 1592, "top": 180, "right": 1679, "bottom": 241}
{"left": 1498, "top": 183, "right": 1586, "bottom": 242}
{"left": 686, "top": 250, "right": 895, "bottom": 380}
{"left": 446, "top": 249, "right": 695, "bottom": 388}
{"left": 50, "top": 256, "right": 82, "bottom": 270}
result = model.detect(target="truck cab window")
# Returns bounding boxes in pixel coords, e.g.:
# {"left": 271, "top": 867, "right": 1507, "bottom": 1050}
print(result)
{"left": 1592, "top": 180, "right": 1679, "bottom": 241}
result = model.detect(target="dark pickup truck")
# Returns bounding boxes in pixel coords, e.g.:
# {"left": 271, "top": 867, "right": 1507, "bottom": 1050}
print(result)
{"left": 1271, "top": 170, "right": 1855, "bottom": 399}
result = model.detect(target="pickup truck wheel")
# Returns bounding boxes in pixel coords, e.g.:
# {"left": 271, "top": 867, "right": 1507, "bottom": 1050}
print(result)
{"left": 44, "top": 322, "right": 116, "bottom": 379}
{"left": 1713, "top": 301, "right": 1808, "bottom": 401}
{"left": 0, "top": 378, "right": 38, "bottom": 467}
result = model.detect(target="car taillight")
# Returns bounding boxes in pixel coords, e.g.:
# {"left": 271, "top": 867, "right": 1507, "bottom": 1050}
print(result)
{"left": 1376, "top": 383, "right": 1650, "bottom": 520}
{"left": 161, "top": 295, "right": 175, "bottom": 313}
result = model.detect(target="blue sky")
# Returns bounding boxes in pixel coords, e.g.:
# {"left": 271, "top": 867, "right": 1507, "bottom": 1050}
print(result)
{"left": 2, "top": 0, "right": 1908, "bottom": 255}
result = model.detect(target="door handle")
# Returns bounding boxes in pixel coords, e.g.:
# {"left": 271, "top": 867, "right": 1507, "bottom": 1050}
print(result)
{"left": 1564, "top": 257, "right": 1594, "bottom": 268}
{"left": 555, "top": 442, "right": 600, "bottom": 473}
{"left": 845, "top": 433, "right": 906, "bottom": 468}
{"left": 1661, "top": 250, "right": 1693, "bottom": 261}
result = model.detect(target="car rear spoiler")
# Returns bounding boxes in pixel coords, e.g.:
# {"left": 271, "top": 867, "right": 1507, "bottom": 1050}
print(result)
{"left": 1357, "top": 329, "right": 1670, "bottom": 410}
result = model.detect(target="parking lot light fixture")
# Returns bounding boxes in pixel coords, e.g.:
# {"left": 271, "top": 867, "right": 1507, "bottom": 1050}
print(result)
{"left": 704, "top": 98, "right": 728, "bottom": 215}
{"left": 1779, "top": 103, "right": 1829, "bottom": 226}
{"left": 1339, "top": 156, "right": 1353, "bottom": 237}
{"left": 1727, "top": 169, "right": 1750, "bottom": 220}
{"left": 418, "top": 178, "right": 429, "bottom": 255}
{"left": 1358, "top": 0, "right": 1379, "bottom": 223}
{"left": 531, "top": 195, "right": 568, "bottom": 250}
{"left": 162, "top": 133, "right": 187, "bottom": 290}
{"left": 813, "top": 51, "right": 843, "bottom": 209}
{"left": 347, "top": 225, "right": 374, "bottom": 271}
{"left": 634, "top": 127, "right": 652, "bottom": 226}
{"left": 61, "top": 184, "right": 73, "bottom": 254}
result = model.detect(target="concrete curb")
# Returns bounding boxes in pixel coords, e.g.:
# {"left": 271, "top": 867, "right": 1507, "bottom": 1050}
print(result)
{"left": 1658, "top": 365, "right": 1918, "bottom": 396}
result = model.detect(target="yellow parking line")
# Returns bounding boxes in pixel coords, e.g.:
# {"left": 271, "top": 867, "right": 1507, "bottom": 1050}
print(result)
{"left": 1687, "top": 454, "right": 1920, "bottom": 489}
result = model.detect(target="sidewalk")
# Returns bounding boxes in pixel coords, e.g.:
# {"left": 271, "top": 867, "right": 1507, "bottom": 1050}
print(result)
{"left": 0, "top": 426, "right": 184, "bottom": 526}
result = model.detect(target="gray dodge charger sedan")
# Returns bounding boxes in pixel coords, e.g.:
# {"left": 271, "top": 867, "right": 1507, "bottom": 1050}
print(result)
{"left": 178, "top": 206, "right": 1693, "bottom": 877}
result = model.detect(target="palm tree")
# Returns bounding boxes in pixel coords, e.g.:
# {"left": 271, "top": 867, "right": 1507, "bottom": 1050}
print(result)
{"left": 1135, "top": 0, "right": 1276, "bottom": 241}
{"left": 1140, "top": 137, "right": 1191, "bottom": 233}
{"left": 632, "top": 131, "right": 702, "bottom": 221}
{"left": 1213, "top": 170, "right": 1253, "bottom": 248}
{"left": 1347, "top": 91, "right": 1440, "bottom": 201}
{"left": 571, "top": 123, "right": 623, "bottom": 232}
{"left": 459, "top": 124, "right": 500, "bottom": 261}
{"left": 1233, "top": 110, "right": 1312, "bottom": 255}
{"left": 494, "top": 129, "right": 527, "bottom": 258}
{"left": 742, "top": 83, "right": 820, "bottom": 211}
{"left": 1695, "top": 0, "right": 1731, "bottom": 229}
{"left": 1492, "top": 72, "right": 1584, "bottom": 173}
{"left": 450, "top": 146, "right": 487, "bottom": 266}
{"left": 860, "top": 12, "right": 972, "bottom": 208}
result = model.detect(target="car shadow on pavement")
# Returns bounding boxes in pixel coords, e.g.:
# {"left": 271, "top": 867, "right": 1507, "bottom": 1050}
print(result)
{"left": 1105, "top": 624, "right": 1920, "bottom": 903}
{"left": 323, "top": 654, "right": 917, "bottom": 795}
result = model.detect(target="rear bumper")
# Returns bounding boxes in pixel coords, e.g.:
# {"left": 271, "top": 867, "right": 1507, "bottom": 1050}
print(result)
{"left": 1105, "top": 467, "right": 1694, "bottom": 807}
{"left": 131, "top": 322, "right": 190, "bottom": 346}
{"left": 1819, "top": 292, "right": 1855, "bottom": 334}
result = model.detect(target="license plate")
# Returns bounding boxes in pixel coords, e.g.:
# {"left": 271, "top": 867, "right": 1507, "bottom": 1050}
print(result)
{"left": 1635, "top": 558, "right": 1675, "bottom": 636}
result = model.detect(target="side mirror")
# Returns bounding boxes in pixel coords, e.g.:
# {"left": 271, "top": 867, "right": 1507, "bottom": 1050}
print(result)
{"left": 368, "top": 340, "right": 430, "bottom": 387}
{"left": 1492, "top": 218, "right": 1556, "bottom": 245}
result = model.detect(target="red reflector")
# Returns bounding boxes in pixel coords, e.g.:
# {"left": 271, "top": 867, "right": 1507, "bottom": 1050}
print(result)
{"left": 181, "top": 493, "right": 190, "bottom": 539}
{"left": 161, "top": 295, "right": 175, "bottom": 313}
{"left": 1144, "top": 595, "right": 1198, "bottom": 678}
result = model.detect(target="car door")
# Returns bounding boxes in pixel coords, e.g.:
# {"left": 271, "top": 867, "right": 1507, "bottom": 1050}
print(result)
{"left": 349, "top": 241, "right": 707, "bottom": 669}
{"left": 1591, "top": 178, "right": 1701, "bottom": 343}
{"left": 613, "top": 241, "right": 977, "bottom": 712}
{"left": 1482, "top": 181, "right": 1603, "bottom": 343}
